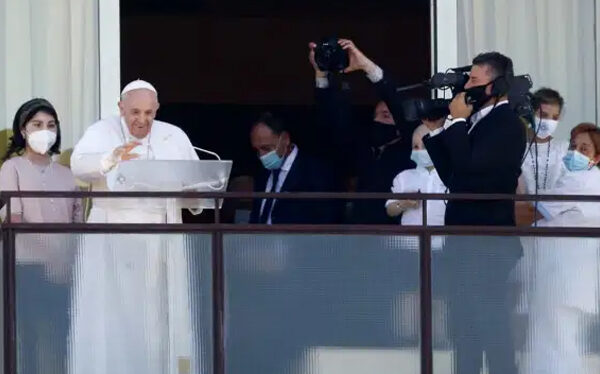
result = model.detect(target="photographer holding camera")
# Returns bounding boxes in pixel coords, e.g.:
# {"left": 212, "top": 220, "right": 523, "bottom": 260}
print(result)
{"left": 308, "top": 39, "right": 418, "bottom": 224}
{"left": 423, "top": 52, "right": 526, "bottom": 374}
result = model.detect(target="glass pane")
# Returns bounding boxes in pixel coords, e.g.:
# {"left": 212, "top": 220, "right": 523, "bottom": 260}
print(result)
{"left": 224, "top": 234, "right": 420, "bottom": 374}
{"left": 15, "top": 233, "right": 212, "bottom": 374}
{"left": 432, "top": 235, "right": 600, "bottom": 374}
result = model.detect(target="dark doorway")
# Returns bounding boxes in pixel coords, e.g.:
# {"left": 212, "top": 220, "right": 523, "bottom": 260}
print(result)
{"left": 120, "top": 0, "right": 431, "bottom": 221}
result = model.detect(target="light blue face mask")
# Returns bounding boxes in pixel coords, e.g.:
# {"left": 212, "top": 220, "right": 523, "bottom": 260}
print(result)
{"left": 260, "top": 150, "right": 284, "bottom": 170}
{"left": 410, "top": 149, "right": 434, "bottom": 168}
{"left": 563, "top": 150, "right": 592, "bottom": 172}
{"left": 259, "top": 137, "right": 285, "bottom": 170}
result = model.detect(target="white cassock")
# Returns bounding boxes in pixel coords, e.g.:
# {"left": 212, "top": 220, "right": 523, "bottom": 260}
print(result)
{"left": 521, "top": 139, "right": 569, "bottom": 194}
{"left": 521, "top": 167, "right": 600, "bottom": 374}
{"left": 385, "top": 167, "right": 447, "bottom": 249}
{"left": 69, "top": 115, "right": 200, "bottom": 374}
{"left": 513, "top": 140, "right": 568, "bottom": 314}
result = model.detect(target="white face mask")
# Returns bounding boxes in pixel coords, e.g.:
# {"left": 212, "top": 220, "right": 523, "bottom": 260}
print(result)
{"left": 26, "top": 129, "right": 57, "bottom": 155}
{"left": 534, "top": 117, "right": 559, "bottom": 139}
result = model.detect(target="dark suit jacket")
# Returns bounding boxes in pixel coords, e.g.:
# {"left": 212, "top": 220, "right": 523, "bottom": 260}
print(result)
{"left": 423, "top": 103, "right": 526, "bottom": 226}
{"left": 249, "top": 150, "right": 340, "bottom": 224}
{"left": 314, "top": 71, "right": 417, "bottom": 224}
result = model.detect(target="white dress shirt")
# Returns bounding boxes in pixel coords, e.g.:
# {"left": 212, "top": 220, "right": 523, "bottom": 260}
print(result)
{"left": 521, "top": 139, "right": 569, "bottom": 194}
{"left": 260, "top": 145, "right": 299, "bottom": 224}
{"left": 429, "top": 100, "right": 510, "bottom": 137}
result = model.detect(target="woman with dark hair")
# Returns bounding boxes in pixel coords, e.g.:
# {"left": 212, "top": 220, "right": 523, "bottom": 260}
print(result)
{"left": 0, "top": 98, "right": 82, "bottom": 374}
{"left": 0, "top": 98, "right": 81, "bottom": 223}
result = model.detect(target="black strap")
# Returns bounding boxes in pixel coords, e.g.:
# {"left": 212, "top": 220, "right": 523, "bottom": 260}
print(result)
{"left": 259, "top": 169, "right": 281, "bottom": 224}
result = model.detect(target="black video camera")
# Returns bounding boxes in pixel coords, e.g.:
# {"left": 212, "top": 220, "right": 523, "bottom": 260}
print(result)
{"left": 402, "top": 98, "right": 451, "bottom": 122}
{"left": 314, "top": 37, "right": 349, "bottom": 72}
{"left": 401, "top": 65, "right": 533, "bottom": 121}
{"left": 401, "top": 66, "right": 470, "bottom": 122}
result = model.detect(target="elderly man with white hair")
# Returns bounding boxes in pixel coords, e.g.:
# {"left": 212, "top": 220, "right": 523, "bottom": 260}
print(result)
{"left": 71, "top": 79, "right": 199, "bottom": 221}
{"left": 69, "top": 80, "right": 200, "bottom": 374}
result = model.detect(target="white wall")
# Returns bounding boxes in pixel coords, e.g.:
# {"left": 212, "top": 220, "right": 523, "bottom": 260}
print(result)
{"left": 0, "top": 0, "right": 101, "bottom": 149}
{"left": 432, "top": 0, "right": 458, "bottom": 101}
{"left": 0, "top": 0, "right": 6, "bottom": 133}
{"left": 99, "top": 0, "right": 121, "bottom": 119}
{"left": 435, "top": 0, "right": 598, "bottom": 142}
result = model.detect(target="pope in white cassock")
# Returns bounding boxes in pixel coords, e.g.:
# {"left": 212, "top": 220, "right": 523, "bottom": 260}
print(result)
{"left": 69, "top": 80, "right": 200, "bottom": 374}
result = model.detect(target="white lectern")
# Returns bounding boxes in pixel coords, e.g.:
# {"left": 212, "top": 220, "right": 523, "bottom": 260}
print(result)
{"left": 95, "top": 160, "right": 233, "bottom": 373}
{"left": 105, "top": 159, "right": 233, "bottom": 223}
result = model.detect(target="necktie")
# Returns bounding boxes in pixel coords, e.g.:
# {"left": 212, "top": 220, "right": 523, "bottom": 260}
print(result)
{"left": 260, "top": 169, "right": 281, "bottom": 224}
{"left": 465, "top": 117, "right": 474, "bottom": 132}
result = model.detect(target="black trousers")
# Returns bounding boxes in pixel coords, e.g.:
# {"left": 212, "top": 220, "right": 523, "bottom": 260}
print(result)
{"left": 439, "top": 236, "right": 521, "bottom": 374}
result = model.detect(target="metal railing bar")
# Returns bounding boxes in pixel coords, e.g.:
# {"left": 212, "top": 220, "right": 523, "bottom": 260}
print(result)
{"left": 2, "top": 224, "right": 16, "bottom": 374}
{"left": 2, "top": 190, "right": 600, "bottom": 202}
{"left": 4, "top": 223, "right": 600, "bottom": 237}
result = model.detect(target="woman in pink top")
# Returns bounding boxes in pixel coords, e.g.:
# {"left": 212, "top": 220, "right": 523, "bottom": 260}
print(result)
{"left": 0, "top": 98, "right": 81, "bottom": 374}
{"left": 0, "top": 98, "right": 81, "bottom": 223}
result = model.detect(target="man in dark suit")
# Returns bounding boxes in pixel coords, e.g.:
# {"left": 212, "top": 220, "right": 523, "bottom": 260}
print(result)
{"left": 309, "top": 39, "right": 418, "bottom": 224}
{"left": 423, "top": 52, "right": 526, "bottom": 374}
{"left": 423, "top": 53, "right": 525, "bottom": 225}
{"left": 249, "top": 112, "right": 339, "bottom": 224}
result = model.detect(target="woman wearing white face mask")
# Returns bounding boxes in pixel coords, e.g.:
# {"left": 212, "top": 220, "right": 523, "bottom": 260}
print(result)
{"left": 0, "top": 98, "right": 82, "bottom": 224}
{"left": 0, "top": 98, "right": 82, "bottom": 374}
{"left": 522, "top": 123, "right": 600, "bottom": 374}
{"left": 519, "top": 88, "right": 569, "bottom": 196}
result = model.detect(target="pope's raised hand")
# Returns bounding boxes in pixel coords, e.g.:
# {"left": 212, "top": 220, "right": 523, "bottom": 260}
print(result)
{"left": 113, "top": 141, "right": 141, "bottom": 161}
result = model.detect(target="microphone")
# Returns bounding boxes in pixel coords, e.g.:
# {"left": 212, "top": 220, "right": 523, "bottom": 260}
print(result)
{"left": 192, "top": 146, "right": 221, "bottom": 160}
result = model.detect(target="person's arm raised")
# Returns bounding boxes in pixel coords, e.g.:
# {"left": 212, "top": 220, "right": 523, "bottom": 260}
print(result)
{"left": 71, "top": 125, "right": 140, "bottom": 182}
{"left": 338, "top": 39, "right": 416, "bottom": 139}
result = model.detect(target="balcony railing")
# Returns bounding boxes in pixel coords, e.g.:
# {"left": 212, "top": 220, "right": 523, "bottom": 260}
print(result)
{"left": 2, "top": 191, "right": 600, "bottom": 374}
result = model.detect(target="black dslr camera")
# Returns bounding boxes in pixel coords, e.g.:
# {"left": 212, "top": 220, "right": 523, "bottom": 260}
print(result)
{"left": 314, "top": 37, "right": 349, "bottom": 72}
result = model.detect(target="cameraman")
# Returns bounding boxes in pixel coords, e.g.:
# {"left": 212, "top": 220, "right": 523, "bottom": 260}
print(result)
{"left": 423, "top": 52, "right": 525, "bottom": 374}
{"left": 423, "top": 52, "right": 526, "bottom": 225}
{"left": 309, "top": 39, "right": 418, "bottom": 224}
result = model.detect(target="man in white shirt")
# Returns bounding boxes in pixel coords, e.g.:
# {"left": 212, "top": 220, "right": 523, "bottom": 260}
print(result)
{"left": 69, "top": 80, "right": 199, "bottom": 374}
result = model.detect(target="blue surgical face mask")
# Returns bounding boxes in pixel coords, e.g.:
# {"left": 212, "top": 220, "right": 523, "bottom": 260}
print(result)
{"left": 410, "top": 149, "right": 433, "bottom": 168}
{"left": 563, "top": 150, "right": 592, "bottom": 172}
{"left": 259, "top": 137, "right": 285, "bottom": 170}
{"left": 260, "top": 150, "right": 284, "bottom": 170}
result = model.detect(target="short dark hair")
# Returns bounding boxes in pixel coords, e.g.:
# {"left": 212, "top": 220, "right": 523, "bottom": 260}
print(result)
{"left": 251, "top": 112, "right": 288, "bottom": 135}
{"left": 472, "top": 51, "right": 514, "bottom": 80}
{"left": 2, "top": 98, "right": 61, "bottom": 162}
{"left": 532, "top": 87, "right": 564, "bottom": 112}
